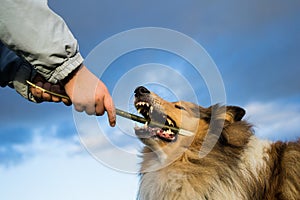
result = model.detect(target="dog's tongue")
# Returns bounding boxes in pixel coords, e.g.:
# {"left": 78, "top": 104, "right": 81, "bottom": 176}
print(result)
{"left": 135, "top": 126, "right": 175, "bottom": 141}
{"left": 154, "top": 129, "right": 175, "bottom": 141}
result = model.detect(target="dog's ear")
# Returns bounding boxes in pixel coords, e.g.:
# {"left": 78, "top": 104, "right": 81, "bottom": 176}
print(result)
{"left": 220, "top": 106, "right": 249, "bottom": 147}
{"left": 220, "top": 122, "right": 252, "bottom": 147}
{"left": 225, "top": 106, "right": 246, "bottom": 123}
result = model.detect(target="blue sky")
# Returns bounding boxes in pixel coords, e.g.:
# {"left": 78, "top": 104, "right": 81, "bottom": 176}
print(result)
{"left": 1, "top": 0, "right": 300, "bottom": 199}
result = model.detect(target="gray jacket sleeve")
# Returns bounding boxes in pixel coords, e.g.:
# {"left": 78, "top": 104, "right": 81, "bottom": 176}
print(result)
{"left": 0, "top": 41, "right": 37, "bottom": 101}
{"left": 0, "top": 0, "right": 83, "bottom": 84}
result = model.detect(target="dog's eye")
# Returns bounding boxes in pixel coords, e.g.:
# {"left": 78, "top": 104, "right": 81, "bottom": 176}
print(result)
{"left": 175, "top": 105, "right": 186, "bottom": 110}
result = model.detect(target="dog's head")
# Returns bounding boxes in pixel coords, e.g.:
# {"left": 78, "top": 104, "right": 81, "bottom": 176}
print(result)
{"left": 134, "top": 86, "right": 251, "bottom": 165}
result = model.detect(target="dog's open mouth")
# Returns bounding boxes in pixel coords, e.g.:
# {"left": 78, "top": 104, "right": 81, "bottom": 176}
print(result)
{"left": 134, "top": 101, "right": 178, "bottom": 142}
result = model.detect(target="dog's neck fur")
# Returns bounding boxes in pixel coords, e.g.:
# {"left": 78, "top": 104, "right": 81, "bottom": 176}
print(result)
{"left": 133, "top": 90, "right": 300, "bottom": 200}
{"left": 138, "top": 134, "right": 276, "bottom": 200}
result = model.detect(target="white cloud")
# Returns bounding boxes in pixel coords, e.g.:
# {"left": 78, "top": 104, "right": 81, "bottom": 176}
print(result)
{"left": 73, "top": 112, "right": 143, "bottom": 173}
{"left": 245, "top": 101, "right": 300, "bottom": 141}
{"left": 0, "top": 129, "right": 139, "bottom": 200}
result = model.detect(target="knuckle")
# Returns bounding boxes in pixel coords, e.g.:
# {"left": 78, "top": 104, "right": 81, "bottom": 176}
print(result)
{"left": 74, "top": 103, "right": 85, "bottom": 112}
{"left": 96, "top": 111, "right": 105, "bottom": 116}
{"left": 85, "top": 108, "right": 96, "bottom": 115}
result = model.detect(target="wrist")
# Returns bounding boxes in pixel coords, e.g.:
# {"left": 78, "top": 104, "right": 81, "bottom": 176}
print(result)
{"left": 60, "top": 63, "right": 83, "bottom": 87}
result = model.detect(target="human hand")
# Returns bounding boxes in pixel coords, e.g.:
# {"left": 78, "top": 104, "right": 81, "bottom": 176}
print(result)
{"left": 62, "top": 64, "right": 116, "bottom": 127}
{"left": 30, "top": 73, "right": 72, "bottom": 105}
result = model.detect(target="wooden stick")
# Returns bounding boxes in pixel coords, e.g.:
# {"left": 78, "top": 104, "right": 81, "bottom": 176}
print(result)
{"left": 26, "top": 80, "right": 193, "bottom": 136}
{"left": 116, "top": 108, "right": 176, "bottom": 131}
{"left": 26, "top": 80, "right": 70, "bottom": 100}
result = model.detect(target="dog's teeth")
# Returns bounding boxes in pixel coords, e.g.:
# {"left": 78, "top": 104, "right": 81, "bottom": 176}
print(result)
{"left": 150, "top": 106, "right": 153, "bottom": 113}
{"left": 137, "top": 108, "right": 142, "bottom": 113}
{"left": 145, "top": 121, "right": 148, "bottom": 126}
{"left": 166, "top": 118, "right": 173, "bottom": 126}
{"left": 146, "top": 103, "right": 149, "bottom": 107}
{"left": 137, "top": 102, "right": 144, "bottom": 106}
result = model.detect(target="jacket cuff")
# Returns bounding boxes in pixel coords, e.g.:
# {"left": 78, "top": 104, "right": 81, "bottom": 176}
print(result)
{"left": 11, "top": 61, "right": 37, "bottom": 102}
{"left": 47, "top": 52, "right": 84, "bottom": 83}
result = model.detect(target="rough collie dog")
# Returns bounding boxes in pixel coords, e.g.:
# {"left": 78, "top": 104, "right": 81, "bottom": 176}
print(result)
{"left": 133, "top": 86, "right": 300, "bottom": 200}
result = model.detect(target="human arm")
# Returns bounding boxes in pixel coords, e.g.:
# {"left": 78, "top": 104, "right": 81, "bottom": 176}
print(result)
{"left": 0, "top": 0, "right": 116, "bottom": 126}
{"left": 0, "top": 0, "right": 82, "bottom": 84}
{"left": 0, "top": 40, "right": 37, "bottom": 101}
{"left": 63, "top": 64, "right": 116, "bottom": 126}
{"left": 0, "top": 41, "right": 71, "bottom": 104}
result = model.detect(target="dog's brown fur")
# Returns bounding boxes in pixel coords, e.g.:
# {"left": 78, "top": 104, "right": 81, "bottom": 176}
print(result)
{"left": 134, "top": 86, "right": 300, "bottom": 200}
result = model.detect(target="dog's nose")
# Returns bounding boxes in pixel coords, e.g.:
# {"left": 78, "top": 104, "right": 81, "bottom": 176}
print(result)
{"left": 134, "top": 86, "right": 150, "bottom": 97}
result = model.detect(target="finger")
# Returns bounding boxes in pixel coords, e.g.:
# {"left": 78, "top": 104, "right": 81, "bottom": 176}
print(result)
{"left": 104, "top": 95, "right": 116, "bottom": 127}
{"left": 59, "top": 87, "right": 72, "bottom": 106}
{"left": 73, "top": 101, "right": 85, "bottom": 112}
{"left": 50, "top": 85, "right": 61, "bottom": 102}
{"left": 30, "top": 87, "right": 37, "bottom": 97}
{"left": 30, "top": 89, "right": 43, "bottom": 103}
{"left": 34, "top": 82, "right": 43, "bottom": 99}
{"left": 95, "top": 101, "right": 105, "bottom": 116}
{"left": 42, "top": 82, "right": 52, "bottom": 101}
{"left": 62, "top": 98, "right": 72, "bottom": 106}
{"left": 32, "top": 73, "right": 46, "bottom": 83}
{"left": 83, "top": 102, "right": 96, "bottom": 115}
